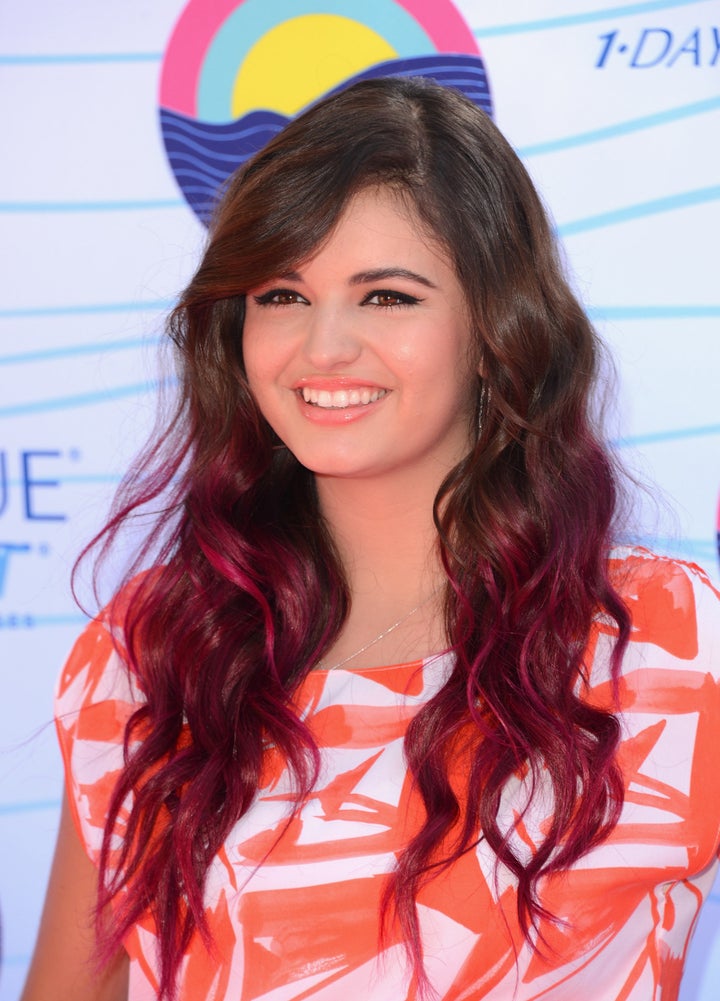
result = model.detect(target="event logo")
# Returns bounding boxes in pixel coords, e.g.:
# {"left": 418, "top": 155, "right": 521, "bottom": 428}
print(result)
{"left": 159, "top": 0, "right": 492, "bottom": 225}
{"left": 0, "top": 447, "right": 71, "bottom": 625}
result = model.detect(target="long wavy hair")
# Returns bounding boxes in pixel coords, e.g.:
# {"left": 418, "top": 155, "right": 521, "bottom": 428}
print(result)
{"left": 88, "top": 76, "right": 631, "bottom": 997}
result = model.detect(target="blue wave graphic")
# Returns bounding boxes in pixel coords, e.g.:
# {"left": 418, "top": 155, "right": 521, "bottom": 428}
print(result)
{"left": 159, "top": 107, "right": 287, "bottom": 222}
{"left": 160, "top": 54, "right": 492, "bottom": 226}
{"left": 331, "top": 54, "right": 492, "bottom": 112}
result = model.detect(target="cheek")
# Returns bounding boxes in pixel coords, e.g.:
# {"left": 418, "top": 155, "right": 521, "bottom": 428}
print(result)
{"left": 243, "top": 317, "right": 297, "bottom": 379}
{"left": 241, "top": 335, "right": 296, "bottom": 438}
{"left": 387, "top": 335, "right": 417, "bottom": 366}
{"left": 241, "top": 328, "right": 272, "bottom": 391}
{"left": 422, "top": 320, "right": 474, "bottom": 380}
{"left": 240, "top": 319, "right": 258, "bottom": 364}
{"left": 240, "top": 350, "right": 269, "bottom": 419}
{"left": 244, "top": 372, "right": 276, "bottom": 426}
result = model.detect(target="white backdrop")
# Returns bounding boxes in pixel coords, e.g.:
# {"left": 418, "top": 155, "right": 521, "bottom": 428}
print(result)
{"left": 1, "top": 1, "right": 718, "bottom": 998}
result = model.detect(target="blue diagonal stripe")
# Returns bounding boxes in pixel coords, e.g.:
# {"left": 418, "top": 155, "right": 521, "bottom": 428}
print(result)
{"left": 631, "top": 536, "right": 718, "bottom": 558}
{"left": 0, "top": 52, "right": 161, "bottom": 64}
{"left": 614, "top": 423, "right": 720, "bottom": 447}
{"left": 588, "top": 305, "right": 720, "bottom": 320}
{"left": 558, "top": 187, "right": 720, "bottom": 236}
{"left": 0, "top": 335, "right": 162, "bottom": 364}
{"left": 1, "top": 303, "right": 715, "bottom": 337}
{"left": 0, "top": 199, "right": 184, "bottom": 212}
{"left": 0, "top": 613, "right": 90, "bottom": 629}
{"left": 0, "top": 381, "right": 167, "bottom": 417}
{"left": 0, "top": 799, "right": 62, "bottom": 815}
{"left": 473, "top": 0, "right": 709, "bottom": 36}
{"left": 0, "top": 299, "right": 172, "bottom": 320}
{"left": 3, "top": 473, "right": 123, "bottom": 488}
{"left": 518, "top": 96, "right": 720, "bottom": 157}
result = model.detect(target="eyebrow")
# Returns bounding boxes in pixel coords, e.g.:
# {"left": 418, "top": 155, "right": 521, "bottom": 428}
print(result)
{"left": 277, "top": 267, "right": 437, "bottom": 289}
{"left": 349, "top": 267, "right": 437, "bottom": 289}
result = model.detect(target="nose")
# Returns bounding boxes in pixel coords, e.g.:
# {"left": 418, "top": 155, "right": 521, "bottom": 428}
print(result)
{"left": 301, "top": 304, "right": 362, "bottom": 369}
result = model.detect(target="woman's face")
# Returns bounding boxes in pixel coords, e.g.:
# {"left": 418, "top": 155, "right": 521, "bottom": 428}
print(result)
{"left": 242, "top": 187, "right": 478, "bottom": 489}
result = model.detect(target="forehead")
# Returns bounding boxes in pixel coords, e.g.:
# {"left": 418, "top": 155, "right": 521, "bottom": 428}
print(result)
{"left": 299, "top": 186, "right": 455, "bottom": 279}
{"left": 338, "top": 185, "right": 433, "bottom": 240}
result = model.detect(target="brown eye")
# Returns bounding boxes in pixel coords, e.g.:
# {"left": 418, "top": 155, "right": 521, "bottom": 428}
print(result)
{"left": 376, "top": 293, "right": 404, "bottom": 307}
{"left": 252, "top": 289, "right": 308, "bottom": 307}
{"left": 363, "top": 289, "right": 422, "bottom": 308}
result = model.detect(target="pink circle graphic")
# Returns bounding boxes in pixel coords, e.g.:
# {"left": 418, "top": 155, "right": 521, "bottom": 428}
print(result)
{"left": 160, "top": 0, "right": 480, "bottom": 117}
{"left": 158, "top": 0, "right": 491, "bottom": 224}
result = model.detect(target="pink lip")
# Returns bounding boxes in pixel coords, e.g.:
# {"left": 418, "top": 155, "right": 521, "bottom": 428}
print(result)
{"left": 293, "top": 376, "right": 387, "bottom": 391}
{"left": 293, "top": 382, "right": 390, "bottom": 425}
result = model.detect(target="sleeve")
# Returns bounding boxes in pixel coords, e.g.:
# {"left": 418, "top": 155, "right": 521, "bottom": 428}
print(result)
{"left": 54, "top": 612, "right": 144, "bottom": 866}
{"left": 604, "top": 549, "right": 720, "bottom": 873}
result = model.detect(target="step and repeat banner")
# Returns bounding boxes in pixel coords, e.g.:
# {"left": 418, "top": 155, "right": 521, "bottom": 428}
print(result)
{"left": 1, "top": 1, "right": 719, "bottom": 997}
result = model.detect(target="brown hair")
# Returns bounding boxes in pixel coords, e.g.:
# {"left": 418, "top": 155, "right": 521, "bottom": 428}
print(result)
{"left": 93, "top": 76, "right": 629, "bottom": 998}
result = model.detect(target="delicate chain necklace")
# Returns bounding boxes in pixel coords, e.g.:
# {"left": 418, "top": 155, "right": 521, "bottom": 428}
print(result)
{"left": 319, "top": 586, "right": 441, "bottom": 672}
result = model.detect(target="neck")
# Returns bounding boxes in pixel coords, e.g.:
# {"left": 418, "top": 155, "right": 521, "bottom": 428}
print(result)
{"left": 316, "top": 470, "right": 442, "bottom": 598}
{"left": 313, "top": 469, "right": 449, "bottom": 669}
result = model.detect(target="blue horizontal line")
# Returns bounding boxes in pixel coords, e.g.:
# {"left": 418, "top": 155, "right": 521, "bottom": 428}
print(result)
{"left": 2, "top": 301, "right": 714, "bottom": 330}
{"left": 0, "top": 52, "right": 161, "bottom": 65}
{"left": 676, "top": 544, "right": 717, "bottom": 559}
{"left": 558, "top": 186, "right": 720, "bottom": 236}
{"left": 3, "top": 473, "right": 122, "bottom": 488}
{"left": 473, "top": 0, "right": 707, "bottom": 36}
{"left": 614, "top": 423, "right": 720, "bottom": 447}
{"left": 0, "top": 334, "right": 162, "bottom": 364}
{"left": 63, "top": 470, "right": 124, "bottom": 482}
{"left": 54, "top": 473, "right": 123, "bottom": 485}
{"left": 0, "top": 199, "right": 184, "bottom": 213}
{"left": 634, "top": 536, "right": 719, "bottom": 557}
{"left": 0, "top": 299, "right": 172, "bottom": 320}
{"left": 0, "top": 798, "right": 61, "bottom": 815}
{"left": 0, "top": 954, "right": 31, "bottom": 967}
{"left": 588, "top": 305, "right": 720, "bottom": 320}
{"left": 518, "top": 96, "right": 720, "bottom": 157}
{"left": 0, "top": 380, "right": 164, "bottom": 417}
{"left": 0, "top": 614, "right": 89, "bottom": 629}
{"left": 668, "top": 548, "right": 718, "bottom": 565}
{"left": 633, "top": 537, "right": 717, "bottom": 548}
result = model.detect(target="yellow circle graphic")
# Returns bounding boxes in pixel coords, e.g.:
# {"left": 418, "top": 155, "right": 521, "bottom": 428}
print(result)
{"left": 231, "top": 14, "right": 398, "bottom": 117}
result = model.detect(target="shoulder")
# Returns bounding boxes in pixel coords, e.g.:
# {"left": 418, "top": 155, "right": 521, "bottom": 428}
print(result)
{"left": 55, "top": 585, "right": 147, "bottom": 719}
{"left": 607, "top": 545, "right": 720, "bottom": 667}
{"left": 595, "top": 547, "right": 720, "bottom": 873}
{"left": 586, "top": 547, "right": 720, "bottom": 764}
{"left": 54, "top": 588, "right": 147, "bottom": 864}
{"left": 55, "top": 568, "right": 162, "bottom": 716}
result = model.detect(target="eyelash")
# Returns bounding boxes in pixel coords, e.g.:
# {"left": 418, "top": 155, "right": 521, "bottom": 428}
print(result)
{"left": 251, "top": 288, "right": 423, "bottom": 309}
{"left": 361, "top": 289, "right": 423, "bottom": 309}
{"left": 252, "top": 289, "right": 306, "bottom": 307}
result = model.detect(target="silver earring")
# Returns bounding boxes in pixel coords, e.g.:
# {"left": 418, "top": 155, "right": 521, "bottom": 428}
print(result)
{"left": 477, "top": 380, "right": 489, "bottom": 437}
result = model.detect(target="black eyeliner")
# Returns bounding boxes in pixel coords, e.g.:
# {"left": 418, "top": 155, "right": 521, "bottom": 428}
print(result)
{"left": 361, "top": 289, "right": 424, "bottom": 306}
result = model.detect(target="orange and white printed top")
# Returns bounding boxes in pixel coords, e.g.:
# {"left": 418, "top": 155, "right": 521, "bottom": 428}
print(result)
{"left": 55, "top": 549, "right": 720, "bottom": 1000}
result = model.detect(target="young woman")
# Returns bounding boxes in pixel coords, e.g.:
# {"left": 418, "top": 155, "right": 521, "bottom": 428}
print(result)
{"left": 24, "top": 76, "right": 720, "bottom": 1001}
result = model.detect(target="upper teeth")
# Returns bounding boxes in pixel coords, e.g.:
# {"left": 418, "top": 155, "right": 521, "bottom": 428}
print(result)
{"left": 301, "top": 387, "right": 387, "bottom": 408}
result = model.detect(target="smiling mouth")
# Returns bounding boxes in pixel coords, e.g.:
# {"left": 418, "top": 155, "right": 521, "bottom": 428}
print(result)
{"left": 299, "top": 387, "right": 389, "bottom": 409}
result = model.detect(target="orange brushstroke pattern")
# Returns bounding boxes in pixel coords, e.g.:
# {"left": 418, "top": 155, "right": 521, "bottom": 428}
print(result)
{"left": 55, "top": 550, "right": 720, "bottom": 999}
